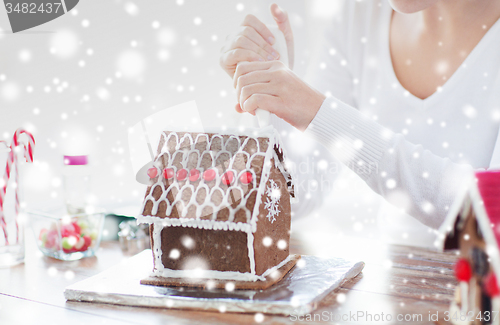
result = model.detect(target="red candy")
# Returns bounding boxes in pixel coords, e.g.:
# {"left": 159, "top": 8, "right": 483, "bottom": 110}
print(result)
{"left": 147, "top": 167, "right": 158, "bottom": 178}
{"left": 75, "top": 237, "right": 86, "bottom": 251}
{"left": 45, "top": 230, "right": 58, "bottom": 249}
{"left": 189, "top": 169, "right": 200, "bottom": 182}
{"left": 40, "top": 218, "right": 94, "bottom": 254}
{"left": 83, "top": 235, "right": 92, "bottom": 247}
{"left": 221, "top": 171, "right": 234, "bottom": 185}
{"left": 203, "top": 169, "right": 216, "bottom": 182}
{"left": 61, "top": 223, "right": 76, "bottom": 237}
{"left": 177, "top": 169, "right": 188, "bottom": 181}
{"left": 72, "top": 221, "right": 81, "bottom": 234}
{"left": 484, "top": 272, "right": 500, "bottom": 297}
{"left": 240, "top": 171, "right": 253, "bottom": 184}
{"left": 163, "top": 168, "right": 174, "bottom": 179}
{"left": 39, "top": 228, "right": 48, "bottom": 241}
{"left": 455, "top": 258, "right": 472, "bottom": 282}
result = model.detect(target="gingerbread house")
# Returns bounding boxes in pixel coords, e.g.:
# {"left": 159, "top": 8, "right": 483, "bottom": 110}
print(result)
{"left": 136, "top": 127, "right": 296, "bottom": 286}
{"left": 438, "top": 170, "right": 500, "bottom": 324}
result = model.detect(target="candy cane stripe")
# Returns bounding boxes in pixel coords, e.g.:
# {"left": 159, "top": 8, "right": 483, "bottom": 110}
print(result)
{"left": 0, "top": 129, "right": 35, "bottom": 245}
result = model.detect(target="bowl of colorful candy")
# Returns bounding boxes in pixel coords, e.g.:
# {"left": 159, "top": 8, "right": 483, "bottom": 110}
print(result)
{"left": 28, "top": 208, "right": 105, "bottom": 261}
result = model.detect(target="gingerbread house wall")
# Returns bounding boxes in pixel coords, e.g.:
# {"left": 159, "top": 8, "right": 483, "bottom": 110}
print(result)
{"left": 252, "top": 160, "right": 291, "bottom": 276}
{"left": 150, "top": 224, "right": 251, "bottom": 273}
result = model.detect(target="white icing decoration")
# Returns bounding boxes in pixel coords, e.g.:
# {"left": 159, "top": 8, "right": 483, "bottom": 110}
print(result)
{"left": 151, "top": 254, "right": 292, "bottom": 282}
{"left": 493, "top": 298, "right": 500, "bottom": 325}
{"left": 137, "top": 215, "right": 253, "bottom": 233}
{"left": 247, "top": 231, "right": 256, "bottom": 274}
{"left": 264, "top": 179, "right": 281, "bottom": 223}
{"left": 461, "top": 281, "right": 469, "bottom": 315}
{"left": 153, "top": 268, "right": 262, "bottom": 282}
{"left": 152, "top": 222, "right": 164, "bottom": 274}
{"left": 261, "top": 255, "right": 292, "bottom": 278}
{"left": 138, "top": 127, "right": 296, "bottom": 279}
{"left": 140, "top": 128, "right": 294, "bottom": 230}
{"left": 249, "top": 133, "right": 276, "bottom": 232}
{"left": 449, "top": 301, "right": 470, "bottom": 325}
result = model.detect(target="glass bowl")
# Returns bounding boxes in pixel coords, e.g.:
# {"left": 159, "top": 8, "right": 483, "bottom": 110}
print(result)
{"left": 28, "top": 208, "right": 105, "bottom": 261}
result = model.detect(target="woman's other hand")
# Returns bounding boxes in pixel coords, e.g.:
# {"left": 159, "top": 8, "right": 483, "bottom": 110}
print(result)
{"left": 233, "top": 61, "right": 325, "bottom": 131}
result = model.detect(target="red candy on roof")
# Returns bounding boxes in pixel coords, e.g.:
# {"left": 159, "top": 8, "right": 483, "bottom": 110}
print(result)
{"left": 240, "top": 171, "right": 253, "bottom": 184}
{"left": 203, "top": 169, "right": 216, "bottom": 182}
{"left": 189, "top": 169, "right": 200, "bottom": 182}
{"left": 163, "top": 168, "right": 174, "bottom": 180}
{"left": 177, "top": 169, "right": 188, "bottom": 181}
{"left": 221, "top": 171, "right": 234, "bottom": 185}
{"left": 147, "top": 167, "right": 158, "bottom": 179}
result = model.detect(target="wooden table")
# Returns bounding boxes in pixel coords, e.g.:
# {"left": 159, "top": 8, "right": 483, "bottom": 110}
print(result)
{"left": 0, "top": 233, "right": 458, "bottom": 325}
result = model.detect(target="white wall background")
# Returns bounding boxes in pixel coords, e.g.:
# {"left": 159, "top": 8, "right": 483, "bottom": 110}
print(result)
{"left": 0, "top": 0, "right": 345, "bottom": 212}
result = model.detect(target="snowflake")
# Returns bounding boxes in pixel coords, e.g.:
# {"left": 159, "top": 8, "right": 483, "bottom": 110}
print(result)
{"left": 264, "top": 179, "right": 281, "bottom": 223}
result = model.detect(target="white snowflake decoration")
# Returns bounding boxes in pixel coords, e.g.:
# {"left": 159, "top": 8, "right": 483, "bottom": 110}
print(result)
{"left": 264, "top": 179, "right": 281, "bottom": 223}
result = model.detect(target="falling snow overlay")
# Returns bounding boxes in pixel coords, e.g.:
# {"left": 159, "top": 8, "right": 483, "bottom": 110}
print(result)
{"left": 0, "top": 1, "right": 316, "bottom": 212}
{"left": 3, "top": 0, "right": 499, "bottom": 252}
{"left": 264, "top": 179, "right": 281, "bottom": 223}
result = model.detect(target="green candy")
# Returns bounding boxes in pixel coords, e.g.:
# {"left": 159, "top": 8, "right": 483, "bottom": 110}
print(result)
{"left": 77, "top": 220, "right": 89, "bottom": 230}
{"left": 62, "top": 237, "right": 75, "bottom": 249}
{"left": 90, "top": 230, "right": 98, "bottom": 240}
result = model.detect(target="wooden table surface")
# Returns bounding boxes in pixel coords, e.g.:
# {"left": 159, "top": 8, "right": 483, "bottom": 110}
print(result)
{"left": 0, "top": 233, "right": 459, "bottom": 325}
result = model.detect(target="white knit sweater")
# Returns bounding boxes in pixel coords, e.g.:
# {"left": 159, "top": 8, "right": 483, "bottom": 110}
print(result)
{"left": 277, "top": 0, "right": 500, "bottom": 245}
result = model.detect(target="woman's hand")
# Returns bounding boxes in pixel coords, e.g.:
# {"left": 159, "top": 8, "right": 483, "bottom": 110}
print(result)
{"left": 234, "top": 61, "right": 326, "bottom": 131}
{"left": 219, "top": 4, "right": 294, "bottom": 78}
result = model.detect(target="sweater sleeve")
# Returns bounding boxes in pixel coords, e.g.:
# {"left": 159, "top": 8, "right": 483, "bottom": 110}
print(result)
{"left": 270, "top": 113, "right": 340, "bottom": 219}
{"left": 265, "top": 2, "right": 359, "bottom": 219}
{"left": 305, "top": 96, "right": 474, "bottom": 229}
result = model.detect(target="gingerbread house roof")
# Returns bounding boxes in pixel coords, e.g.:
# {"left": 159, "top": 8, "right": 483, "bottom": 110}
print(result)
{"left": 137, "top": 127, "right": 295, "bottom": 233}
{"left": 438, "top": 170, "right": 500, "bottom": 280}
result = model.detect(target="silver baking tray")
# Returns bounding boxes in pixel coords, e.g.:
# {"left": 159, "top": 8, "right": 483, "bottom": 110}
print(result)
{"left": 65, "top": 250, "right": 364, "bottom": 316}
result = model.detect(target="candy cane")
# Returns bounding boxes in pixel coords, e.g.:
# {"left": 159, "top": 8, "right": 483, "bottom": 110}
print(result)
{"left": 11, "top": 129, "right": 34, "bottom": 243}
{"left": 0, "top": 141, "right": 16, "bottom": 244}
{"left": 0, "top": 140, "right": 9, "bottom": 243}
{"left": 14, "top": 151, "right": 19, "bottom": 243}
{"left": 12, "top": 129, "right": 35, "bottom": 163}
{"left": 0, "top": 129, "right": 35, "bottom": 245}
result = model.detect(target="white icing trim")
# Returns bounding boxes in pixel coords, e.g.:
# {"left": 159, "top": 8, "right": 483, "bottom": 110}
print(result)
{"left": 264, "top": 179, "right": 281, "bottom": 223}
{"left": 150, "top": 254, "right": 293, "bottom": 282}
{"left": 261, "top": 254, "right": 292, "bottom": 278}
{"left": 137, "top": 216, "right": 253, "bottom": 233}
{"left": 249, "top": 135, "right": 275, "bottom": 231}
{"left": 272, "top": 141, "right": 296, "bottom": 203}
{"left": 152, "top": 268, "right": 264, "bottom": 282}
{"left": 247, "top": 231, "right": 256, "bottom": 274}
{"left": 493, "top": 298, "right": 500, "bottom": 325}
{"left": 449, "top": 301, "right": 470, "bottom": 325}
{"left": 152, "top": 223, "right": 164, "bottom": 274}
{"left": 460, "top": 281, "right": 469, "bottom": 315}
